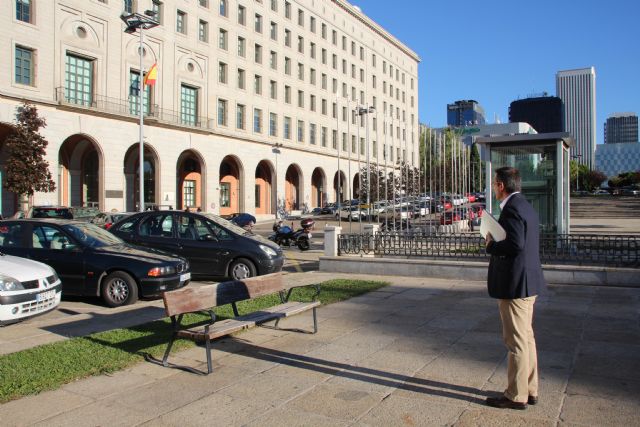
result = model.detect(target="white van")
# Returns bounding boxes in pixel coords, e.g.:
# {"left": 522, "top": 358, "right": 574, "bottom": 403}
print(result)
{"left": 0, "top": 254, "right": 61, "bottom": 325}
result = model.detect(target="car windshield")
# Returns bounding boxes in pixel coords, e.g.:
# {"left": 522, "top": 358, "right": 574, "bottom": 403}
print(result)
{"left": 61, "top": 223, "right": 124, "bottom": 248}
{"left": 33, "top": 208, "right": 72, "bottom": 219}
{"left": 201, "top": 213, "right": 247, "bottom": 235}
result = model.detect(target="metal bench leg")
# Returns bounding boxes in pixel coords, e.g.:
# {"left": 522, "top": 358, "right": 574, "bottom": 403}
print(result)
{"left": 162, "top": 333, "right": 177, "bottom": 367}
{"left": 312, "top": 307, "right": 318, "bottom": 334}
{"left": 205, "top": 336, "right": 213, "bottom": 374}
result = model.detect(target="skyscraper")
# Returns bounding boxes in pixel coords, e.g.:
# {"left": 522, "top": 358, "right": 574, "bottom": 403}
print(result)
{"left": 447, "top": 100, "right": 486, "bottom": 127}
{"left": 605, "top": 113, "right": 638, "bottom": 144}
{"left": 508, "top": 95, "right": 563, "bottom": 133}
{"left": 556, "top": 67, "right": 596, "bottom": 169}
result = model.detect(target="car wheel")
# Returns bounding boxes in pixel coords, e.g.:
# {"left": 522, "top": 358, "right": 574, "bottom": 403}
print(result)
{"left": 229, "top": 258, "right": 257, "bottom": 280}
{"left": 101, "top": 271, "right": 138, "bottom": 307}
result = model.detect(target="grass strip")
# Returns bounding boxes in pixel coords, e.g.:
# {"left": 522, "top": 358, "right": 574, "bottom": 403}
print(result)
{"left": 0, "top": 279, "right": 387, "bottom": 403}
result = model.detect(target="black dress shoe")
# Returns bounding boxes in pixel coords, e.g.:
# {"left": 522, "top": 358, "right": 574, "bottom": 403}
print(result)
{"left": 528, "top": 395, "right": 538, "bottom": 405}
{"left": 486, "top": 396, "right": 527, "bottom": 410}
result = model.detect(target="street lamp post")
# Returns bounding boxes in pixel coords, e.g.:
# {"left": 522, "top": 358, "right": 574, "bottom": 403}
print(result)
{"left": 356, "top": 106, "right": 375, "bottom": 222}
{"left": 121, "top": 10, "right": 159, "bottom": 212}
{"left": 272, "top": 143, "right": 283, "bottom": 218}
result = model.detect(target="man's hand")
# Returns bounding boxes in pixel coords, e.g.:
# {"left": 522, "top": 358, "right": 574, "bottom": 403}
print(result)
{"left": 485, "top": 232, "right": 493, "bottom": 248}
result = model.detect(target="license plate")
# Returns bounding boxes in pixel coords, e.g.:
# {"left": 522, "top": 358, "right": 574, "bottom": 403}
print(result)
{"left": 180, "top": 272, "right": 191, "bottom": 282}
{"left": 36, "top": 290, "right": 55, "bottom": 302}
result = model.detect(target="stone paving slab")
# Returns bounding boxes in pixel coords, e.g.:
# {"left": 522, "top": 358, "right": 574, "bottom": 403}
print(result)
{"left": 1, "top": 274, "right": 640, "bottom": 426}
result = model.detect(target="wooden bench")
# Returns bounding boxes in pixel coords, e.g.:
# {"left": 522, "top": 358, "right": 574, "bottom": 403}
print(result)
{"left": 160, "top": 272, "right": 320, "bottom": 374}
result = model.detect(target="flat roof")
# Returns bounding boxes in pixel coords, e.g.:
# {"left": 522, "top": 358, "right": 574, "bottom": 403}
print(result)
{"left": 476, "top": 132, "right": 575, "bottom": 147}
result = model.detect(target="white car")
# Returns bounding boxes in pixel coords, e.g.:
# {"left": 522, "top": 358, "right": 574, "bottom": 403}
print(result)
{"left": 0, "top": 254, "right": 61, "bottom": 325}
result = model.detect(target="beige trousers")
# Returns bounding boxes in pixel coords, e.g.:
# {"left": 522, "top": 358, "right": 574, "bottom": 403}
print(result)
{"left": 498, "top": 296, "right": 538, "bottom": 403}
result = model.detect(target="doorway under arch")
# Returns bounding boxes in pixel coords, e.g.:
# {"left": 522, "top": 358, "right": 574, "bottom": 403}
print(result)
{"left": 311, "top": 168, "right": 326, "bottom": 208}
{"left": 58, "top": 134, "right": 104, "bottom": 209}
{"left": 177, "top": 150, "right": 206, "bottom": 211}
{"left": 255, "top": 160, "right": 274, "bottom": 215}
{"left": 333, "top": 170, "right": 347, "bottom": 204}
{"left": 124, "top": 144, "right": 160, "bottom": 211}
{"left": 284, "top": 164, "right": 303, "bottom": 211}
{"left": 219, "top": 155, "right": 244, "bottom": 216}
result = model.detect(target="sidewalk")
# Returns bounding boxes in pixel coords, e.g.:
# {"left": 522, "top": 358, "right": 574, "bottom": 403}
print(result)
{"left": 1, "top": 273, "right": 639, "bottom": 426}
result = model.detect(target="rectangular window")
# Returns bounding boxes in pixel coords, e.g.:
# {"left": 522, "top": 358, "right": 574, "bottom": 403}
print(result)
{"left": 321, "top": 99, "right": 327, "bottom": 115}
{"left": 253, "top": 108, "right": 262, "bottom": 132}
{"left": 321, "top": 48, "right": 327, "bottom": 64}
{"left": 270, "top": 0, "right": 277, "bottom": 12}
{"left": 297, "top": 9, "right": 304, "bottom": 26}
{"left": 219, "top": 0, "right": 227, "bottom": 16}
{"left": 123, "top": 0, "right": 134, "bottom": 14}
{"left": 321, "top": 126, "right": 327, "bottom": 147}
{"left": 269, "top": 112, "right": 277, "bottom": 136}
{"left": 297, "top": 120, "right": 304, "bottom": 142}
{"left": 297, "top": 36, "right": 304, "bottom": 54}
{"left": 237, "top": 37, "right": 245, "bottom": 57}
{"left": 284, "top": 116, "right": 291, "bottom": 139}
{"left": 310, "top": 16, "right": 316, "bottom": 33}
{"left": 297, "top": 63, "right": 304, "bottom": 80}
{"left": 310, "top": 94, "right": 316, "bottom": 111}
{"left": 199, "top": 0, "right": 209, "bottom": 7}
{"left": 254, "top": 14, "right": 262, "bottom": 33}
{"left": 220, "top": 182, "right": 230, "bottom": 207}
{"left": 15, "top": 46, "right": 34, "bottom": 86}
{"left": 285, "top": 1, "right": 291, "bottom": 19}
{"left": 284, "top": 85, "right": 291, "bottom": 103}
{"left": 309, "top": 123, "right": 316, "bottom": 145}
{"left": 297, "top": 90, "right": 304, "bottom": 108}
{"left": 332, "top": 30, "right": 337, "bottom": 45}
{"left": 65, "top": 53, "right": 93, "bottom": 106}
{"left": 218, "top": 28, "right": 227, "bottom": 49}
{"left": 217, "top": 99, "right": 227, "bottom": 126}
{"left": 310, "top": 68, "right": 316, "bottom": 85}
{"left": 342, "top": 133, "right": 347, "bottom": 152}
{"left": 284, "top": 57, "right": 291, "bottom": 75}
{"left": 152, "top": 1, "right": 163, "bottom": 25}
{"left": 237, "top": 5, "right": 245, "bottom": 25}
{"left": 254, "top": 44, "right": 262, "bottom": 63}
{"left": 237, "top": 68, "right": 245, "bottom": 89}
{"left": 321, "top": 23, "right": 327, "bottom": 39}
{"left": 284, "top": 29, "right": 291, "bottom": 47}
{"left": 255, "top": 184, "right": 261, "bottom": 208}
{"left": 270, "top": 22, "right": 277, "bottom": 40}
{"left": 183, "top": 180, "right": 196, "bottom": 208}
{"left": 176, "top": 10, "right": 186, "bottom": 34}
{"left": 310, "top": 42, "right": 316, "bottom": 59}
{"left": 236, "top": 104, "right": 245, "bottom": 129}
{"left": 218, "top": 62, "right": 227, "bottom": 83}
{"left": 269, "top": 80, "right": 277, "bottom": 99}
{"left": 332, "top": 130, "right": 337, "bottom": 149}
{"left": 180, "top": 84, "right": 198, "bottom": 126}
{"left": 128, "top": 70, "right": 151, "bottom": 115}
{"left": 373, "top": 141, "right": 377, "bottom": 158}
{"left": 254, "top": 74, "right": 262, "bottom": 95}
{"left": 321, "top": 73, "right": 327, "bottom": 90}
{"left": 269, "top": 51, "right": 277, "bottom": 70}
{"left": 199, "top": 20, "right": 208, "bottom": 42}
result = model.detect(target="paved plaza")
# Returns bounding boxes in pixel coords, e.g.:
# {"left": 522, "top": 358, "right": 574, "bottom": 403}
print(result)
{"left": 1, "top": 272, "right": 639, "bottom": 426}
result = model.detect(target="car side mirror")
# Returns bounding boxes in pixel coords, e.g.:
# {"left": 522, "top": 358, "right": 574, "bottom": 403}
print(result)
{"left": 201, "top": 234, "right": 217, "bottom": 241}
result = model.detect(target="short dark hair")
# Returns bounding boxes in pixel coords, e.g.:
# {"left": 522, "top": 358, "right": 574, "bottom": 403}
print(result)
{"left": 494, "top": 167, "right": 521, "bottom": 194}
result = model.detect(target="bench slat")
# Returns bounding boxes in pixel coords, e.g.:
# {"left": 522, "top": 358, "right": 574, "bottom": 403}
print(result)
{"left": 163, "top": 272, "right": 285, "bottom": 317}
{"left": 177, "top": 318, "right": 255, "bottom": 341}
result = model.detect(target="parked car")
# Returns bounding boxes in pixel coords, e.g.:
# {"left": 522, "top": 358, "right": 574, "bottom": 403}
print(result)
{"left": 0, "top": 253, "right": 62, "bottom": 325}
{"left": 72, "top": 207, "right": 101, "bottom": 222}
{"left": 440, "top": 210, "right": 462, "bottom": 225}
{"left": 110, "top": 211, "right": 284, "bottom": 280}
{"left": 90, "top": 212, "right": 136, "bottom": 230}
{"left": 335, "top": 206, "right": 367, "bottom": 221}
{"left": 27, "top": 206, "right": 73, "bottom": 219}
{"left": 0, "top": 219, "right": 190, "bottom": 307}
{"left": 621, "top": 187, "right": 640, "bottom": 196}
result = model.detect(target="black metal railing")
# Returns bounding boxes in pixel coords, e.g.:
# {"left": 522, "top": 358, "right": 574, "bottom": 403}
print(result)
{"left": 338, "top": 232, "right": 640, "bottom": 268}
{"left": 55, "top": 88, "right": 212, "bottom": 130}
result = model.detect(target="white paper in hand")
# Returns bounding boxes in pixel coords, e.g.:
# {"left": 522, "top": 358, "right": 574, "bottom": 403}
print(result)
{"left": 479, "top": 213, "right": 506, "bottom": 242}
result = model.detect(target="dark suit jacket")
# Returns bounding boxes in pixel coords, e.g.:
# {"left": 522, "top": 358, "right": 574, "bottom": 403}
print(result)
{"left": 486, "top": 192, "right": 545, "bottom": 299}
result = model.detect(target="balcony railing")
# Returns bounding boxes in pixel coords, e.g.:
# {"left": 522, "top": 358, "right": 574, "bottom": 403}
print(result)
{"left": 337, "top": 232, "right": 640, "bottom": 268}
{"left": 55, "top": 87, "right": 212, "bottom": 130}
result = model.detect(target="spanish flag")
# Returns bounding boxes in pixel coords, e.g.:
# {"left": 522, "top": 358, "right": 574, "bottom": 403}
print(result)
{"left": 143, "top": 63, "right": 158, "bottom": 87}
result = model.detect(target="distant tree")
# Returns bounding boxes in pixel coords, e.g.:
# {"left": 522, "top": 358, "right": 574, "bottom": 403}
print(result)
{"left": 4, "top": 102, "right": 55, "bottom": 211}
{"left": 582, "top": 170, "right": 607, "bottom": 192}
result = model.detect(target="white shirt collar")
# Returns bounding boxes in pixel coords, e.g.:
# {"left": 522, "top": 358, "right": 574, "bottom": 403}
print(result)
{"left": 499, "top": 191, "right": 520, "bottom": 210}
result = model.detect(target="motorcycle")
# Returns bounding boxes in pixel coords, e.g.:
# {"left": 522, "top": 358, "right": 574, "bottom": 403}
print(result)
{"left": 269, "top": 218, "right": 315, "bottom": 251}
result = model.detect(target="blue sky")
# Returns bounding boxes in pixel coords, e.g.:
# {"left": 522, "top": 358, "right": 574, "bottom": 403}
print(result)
{"left": 356, "top": 0, "right": 640, "bottom": 144}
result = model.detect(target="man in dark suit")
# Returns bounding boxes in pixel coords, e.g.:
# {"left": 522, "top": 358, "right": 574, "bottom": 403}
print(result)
{"left": 485, "top": 167, "right": 545, "bottom": 410}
